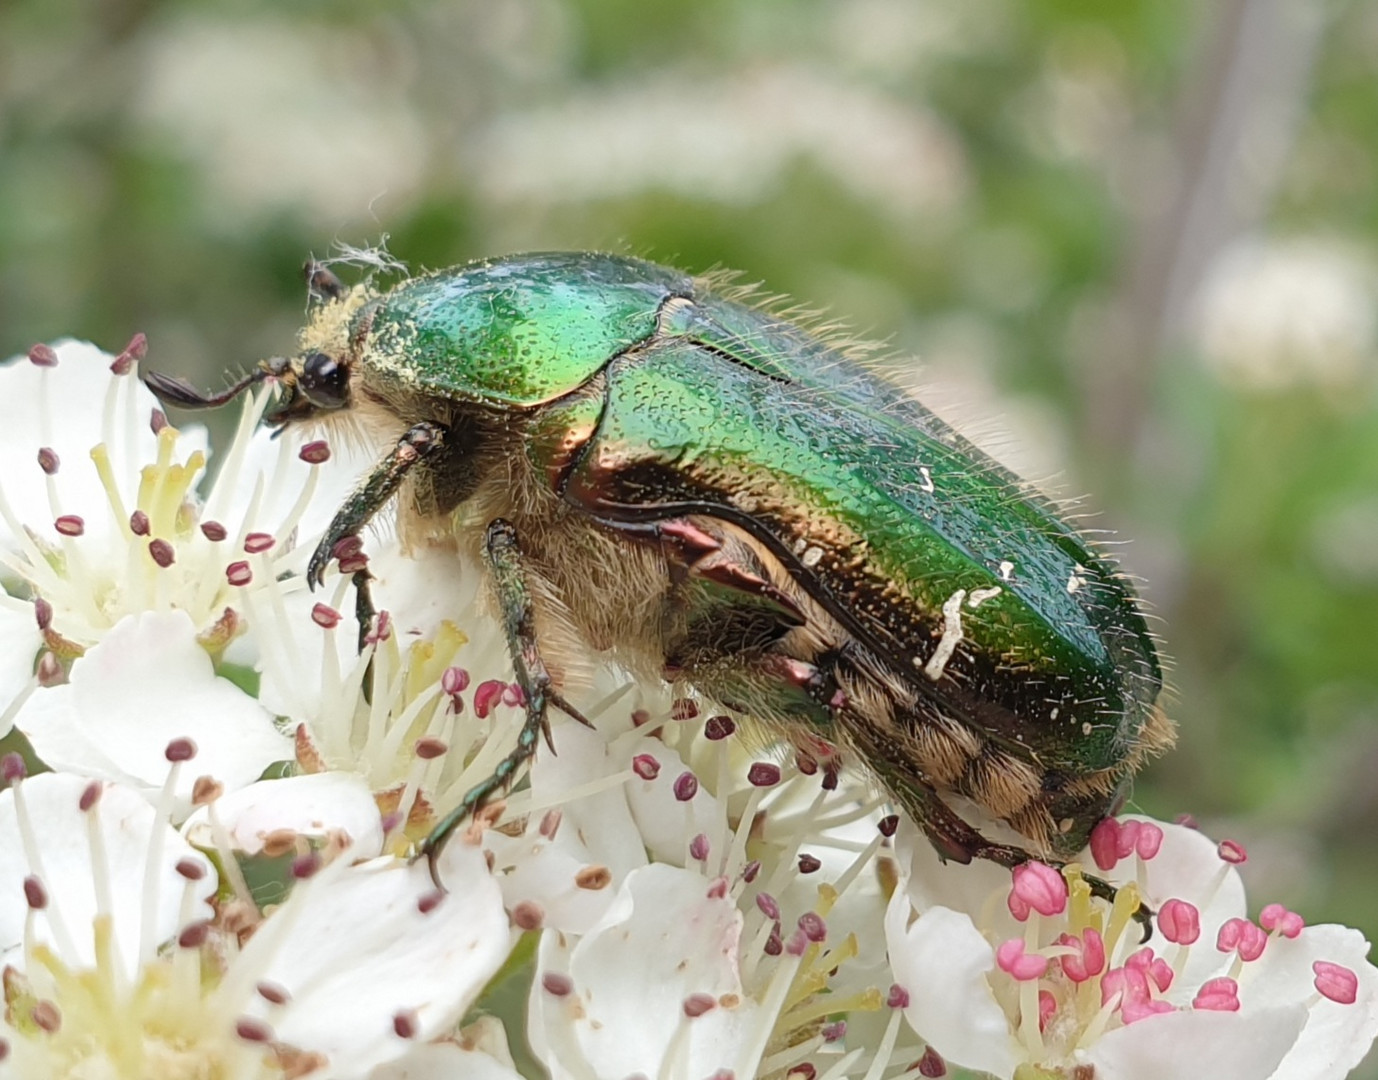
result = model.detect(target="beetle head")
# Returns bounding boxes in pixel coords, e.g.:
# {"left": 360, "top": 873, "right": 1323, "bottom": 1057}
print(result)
{"left": 143, "top": 349, "right": 351, "bottom": 428}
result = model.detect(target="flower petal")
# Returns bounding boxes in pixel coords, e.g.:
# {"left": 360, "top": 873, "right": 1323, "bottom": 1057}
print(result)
{"left": 884, "top": 888, "right": 1021, "bottom": 1079}
{"left": 16, "top": 611, "right": 291, "bottom": 816}
{"left": 0, "top": 597, "right": 42, "bottom": 732}
{"left": 486, "top": 722, "right": 647, "bottom": 934}
{"left": 236, "top": 841, "right": 513, "bottom": 1077}
{"left": 1082, "top": 1006, "right": 1305, "bottom": 1080}
{"left": 181, "top": 771, "right": 384, "bottom": 857}
{"left": 530, "top": 863, "right": 768, "bottom": 1080}
{"left": 1242, "top": 924, "right": 1378, "bottom": 1080}
{"left": 0, "top": 773, "right": 215, "bottom": 977}
{"left": 368, "top": 1043, "right": 525, "bottom": 1080}
{"left": 623, "top": 736, "right": 728, "bottom": 866}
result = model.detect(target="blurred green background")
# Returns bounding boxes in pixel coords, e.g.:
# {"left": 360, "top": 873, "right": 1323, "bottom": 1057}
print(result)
{"left": 3, "top": 0, "right": 1376, "bottom": 1069}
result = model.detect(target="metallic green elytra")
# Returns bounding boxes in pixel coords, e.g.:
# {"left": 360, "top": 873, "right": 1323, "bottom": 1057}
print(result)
{"left": 146, "top": 251, "right": 1172, "bottom": 880}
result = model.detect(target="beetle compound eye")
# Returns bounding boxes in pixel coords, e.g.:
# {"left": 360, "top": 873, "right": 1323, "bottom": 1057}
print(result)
{"left": 299, "top": 352, "right": 349, "bottom": 409}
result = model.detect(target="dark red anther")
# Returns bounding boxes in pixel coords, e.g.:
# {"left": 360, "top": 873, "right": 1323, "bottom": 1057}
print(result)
{"left": 178, "top": 921, "right": 210, "bottom": 948}
{"left": 23, "top": 876, "right": 47, "bottom": 909}
{"left": 201, "top": 520, "right": 227, "bottom": 541}
{"left": 512, "top": 900, "right": 545, "bottom": 930}
{"left": 682, "top": 993, "right": 716, "bottom": 1018}
{"left": 542, "top": 973, "right": 573, "bottom": 997}
{"left": 226, "top": 561, "right": 252, "bottom": 586}
{"left": 165, "top": 737, "right": 197, "bottom": 762}
{"left": 33, "top": 598, "right": 52, "bottom": 631}
{"left": 148, "top": 539, "right": 175, "bottom": 567}
{"left": 243, "top": 532, "right": 275, "bottom": 554}
{"left": 797, "top": 912, "right": 827, "bottom": 942}
{"left": 2, "top": 753, "right": 28, "bottom": 782}
{"left": 689, "top": 833, "right": 710, "bottom": 861}
{"left": 795, "top": 750, "right": 818, "bottom": 775}
{"left": 78, "top": 781, "right": 101, "bottom": 811}
{"left": 415, "top": 737, "right": 448, "bottom": 760}
{"left": 176, "top": 858, "right": 207, "bottom": 881}
{"left": 150, "top": 409, "right": 168, "bottom": 435}
{"left": 298, "top": 440, "right": 331, "bottom": 465}
{"left": 392, "top": 1009, "right": 419, "bottom": 1039}
{"left": 54, "top": 515, "right": 84, "bottom": 537}
{"left": 110, "top": 332, "right": 147, "bottom": 374}
{"left": 917, "top": 1046, "right": 947, "bottom": 1077}
{"left": 673, "top": 772, "right": 699, "bottom": 801}
{"left": 311, "top": 603, "right": 341, "bottom": 629}
{"left": 235, "top": 1018, "right": 274, "bottom": 1043}
{"left": 704, "top": 714, "right": 736, "bottom": 740}
{"left": 256, "top": 982, "right": 290, "bottom": 1005}
{"left": 36, "top": 447, "right": 59, "bottom": 475}
{"left": 27, "top": 344, "right": 58, "bottom": 367}
{"left": 129, "top": 510, "right": 150, "bottom": 535}
{"left": 747, "top": 762, "right": 781, "bottom": 787}
{"left": 31, "top": 1001, "right": 61, "bottom": 1033}
{"left": 879, "top": 814, "right": 899, "bottom": 837}
{"left": 887, "top": 983, "right": 911, "bottom": 1009}
{"left": 797, "top": 853, "right": 821, "bottom": 874}
{"left": 632, "top": 754, "right": 661, "bottom": 780}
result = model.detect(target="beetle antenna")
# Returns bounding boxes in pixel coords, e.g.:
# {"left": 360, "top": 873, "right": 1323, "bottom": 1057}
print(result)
{"left": 142, "top": 365, "right": 274, "bottom": 410}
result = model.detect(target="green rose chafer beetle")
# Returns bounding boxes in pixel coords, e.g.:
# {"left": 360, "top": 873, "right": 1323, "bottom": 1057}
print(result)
{"left": 146, "top": 251, "right": 1173, "bottom": 884}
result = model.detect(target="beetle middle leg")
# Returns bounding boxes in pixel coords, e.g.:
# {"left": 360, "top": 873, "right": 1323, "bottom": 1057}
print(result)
{"left": 417, "top": 518, "right": 591, "bottom": 887}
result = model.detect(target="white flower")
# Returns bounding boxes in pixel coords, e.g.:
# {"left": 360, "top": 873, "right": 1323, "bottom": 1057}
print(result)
{"left": 0, "top": 764, "right": 514, "bottom": 1080}
{"left": 885, "top": 815, "right": 1378, "bottom": 1079}
{"left": 1193, "top": 235, "right": 1378, "bottom": 391}
{"left": 490, "top": 695, "right": 910, "bottom": 1080}
{"left": 0, "top": 341, "right": 375, "bottom": 712}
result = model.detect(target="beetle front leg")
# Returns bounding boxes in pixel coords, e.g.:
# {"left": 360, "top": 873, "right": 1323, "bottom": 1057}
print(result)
{"left": 417, "top": 518, "right": 589, "bottom": 887}
{"left": 307, "top": 420, "right": 446, "bottom": 587}
{"left": 307, "top": 421, "right": 446, "bottom": 644}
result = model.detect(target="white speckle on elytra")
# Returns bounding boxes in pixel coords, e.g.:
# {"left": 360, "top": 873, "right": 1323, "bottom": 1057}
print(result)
{"left": 921, "top": 589, "right": 967, "bottom": 681}
{"left": 792, "top": 537, "right": 808, "bottom": 555}
{"left": 967, "top": 586, "right": 1002, "bottom": 608}
{"left": 919, "top": 467, "right": 935, "bottom": 493}
{"left": 1082, "top": 721, "right": 1093, "bottom": 735}
{"left": 998, "top": 560, "right": 1015, "bottom": 581}
{"left": 801, "top": 546, "right": 824, "bottom": 568}
{"left": 1050, "top": 707, "right": 1059, "bottom": 721}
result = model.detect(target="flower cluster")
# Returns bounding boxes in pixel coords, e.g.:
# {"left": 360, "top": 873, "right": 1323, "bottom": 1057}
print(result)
{"left": 0, "top": 340, "right": 1374, "bottom": 1079}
